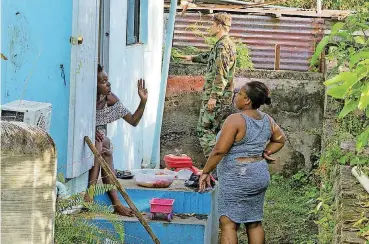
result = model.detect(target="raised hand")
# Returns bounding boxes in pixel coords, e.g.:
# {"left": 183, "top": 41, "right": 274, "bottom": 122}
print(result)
{"left": 138, "top": 78, "right": 148, "bottom": 103}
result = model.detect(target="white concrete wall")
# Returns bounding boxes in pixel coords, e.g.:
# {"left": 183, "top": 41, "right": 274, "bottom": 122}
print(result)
{"left": 108, "top": 0, "right": 163, "bottom": 170}
{"left": 68, "top": 0, "right": 164, "bottom": 193}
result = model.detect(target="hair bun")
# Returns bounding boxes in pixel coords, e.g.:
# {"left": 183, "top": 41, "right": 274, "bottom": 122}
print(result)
{"left": 265, "top": 97, "right": 271, "bottom": 105}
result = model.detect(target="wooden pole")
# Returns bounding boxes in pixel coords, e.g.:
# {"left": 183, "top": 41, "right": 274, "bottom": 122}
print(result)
{"left": 274, "top": 44, "right": 280, "bottom": 70}
{"left": 84, "top": 136, "right": 161, "bottom": 244}
{"left": 319, "top": 51, "right": 325, "bottom": 74}
{"left": 317, "top": 0, "right": 322, "bottom": 15}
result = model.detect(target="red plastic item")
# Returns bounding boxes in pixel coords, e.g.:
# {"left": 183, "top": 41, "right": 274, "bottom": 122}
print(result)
{"left": 164, "top": 154, "right": 193, "bottom": 168}
{"left": 164, "top": 154, "right": 192, "bottom": 162}
{"left": 149, "top": 198, "right": 175, "bottom": 221}
{"left": 164, "top": 154, "right": 202, "bottom": 176}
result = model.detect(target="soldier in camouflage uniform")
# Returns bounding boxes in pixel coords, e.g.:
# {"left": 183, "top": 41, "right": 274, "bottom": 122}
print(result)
{"left": 180, "top": 13, "right": 237, "bottom": 160}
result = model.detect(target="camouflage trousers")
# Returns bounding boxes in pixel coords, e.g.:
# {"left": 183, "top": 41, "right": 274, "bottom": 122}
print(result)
{"left": 196, "top": 101, "right": 234, "bottom": 159}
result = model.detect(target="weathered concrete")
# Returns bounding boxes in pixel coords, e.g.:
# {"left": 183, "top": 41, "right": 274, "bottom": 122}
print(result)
{"left": 333, "top": 165, "right": 368, "bottom": 244}
{"left": 169, "top": 63, "right": 324, "bottom": 80}
{"left": 1, "top": 121, "right": 57, "bottom": 244}
{"left": 321, "top": 83, "right": 368, "bottom": 243}
{"left": 161, "top": 63, "right": 325, "bottom": 175}
{"left": 161, "top": 78, "right": 207, "bottom": 167}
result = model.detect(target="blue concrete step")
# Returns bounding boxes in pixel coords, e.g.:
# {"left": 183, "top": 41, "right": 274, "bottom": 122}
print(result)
{"left": 94, "top": 179, "right": 217, "bottom": 215}
{"left": 96, "top": 213, "right": 213, "bottom": 244}
{"left": 94, "top": 179, "right": 219, "bottom": 244}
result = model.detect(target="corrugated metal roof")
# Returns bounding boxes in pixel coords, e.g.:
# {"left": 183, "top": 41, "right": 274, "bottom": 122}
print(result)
{"left": 172, "top": 13, "right": 325, "bottom": 71}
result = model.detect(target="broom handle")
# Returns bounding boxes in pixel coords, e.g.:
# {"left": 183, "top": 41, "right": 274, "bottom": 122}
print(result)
{"left": 84, "top": 136, "right": 161, "bottom": 244}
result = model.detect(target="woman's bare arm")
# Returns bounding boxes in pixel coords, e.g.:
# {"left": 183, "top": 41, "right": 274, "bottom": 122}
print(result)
{"left": 264, "top": 116, "right": 286, "bottom": 159}
{"left": 108, "top": 79, "right": 147, "bottom": 127}
{"left": 122, "top": 102, "right": 146, "bottom": 127}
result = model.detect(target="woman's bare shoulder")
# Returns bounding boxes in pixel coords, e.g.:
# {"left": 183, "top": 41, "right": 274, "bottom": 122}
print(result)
{"left": 106, "top": 93, "right": 120, "bottom": 106}
{"left": 225, "top": 113, "right": 245, "bottom": 125}
{"left": 263, "top": 112, "right": 276, "bottom": 123}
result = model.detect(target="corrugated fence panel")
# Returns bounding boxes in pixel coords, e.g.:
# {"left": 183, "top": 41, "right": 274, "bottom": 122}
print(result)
{"left": 173, "top": 13, "right": 325, "bottom": 71}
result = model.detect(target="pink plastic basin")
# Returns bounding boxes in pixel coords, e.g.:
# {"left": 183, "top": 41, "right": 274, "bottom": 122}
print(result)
{"left": 150, "top": 198, "right": 175, "bottom": 214}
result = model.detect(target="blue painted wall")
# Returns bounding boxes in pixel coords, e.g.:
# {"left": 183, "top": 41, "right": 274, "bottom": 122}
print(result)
{"left": 1, "top": 0, "right": 72, "bottom": 175}
{"left": 94, "top": 183, "right": 220, "bottom": 243}
{"left": 96, "top": 218, "right": 208, "bottom": 244}
{"left": 95, "top": 188, "right": 213, "bottom": 215}
{"left": 94, "top": 185, "right": 219, "bottom": 244}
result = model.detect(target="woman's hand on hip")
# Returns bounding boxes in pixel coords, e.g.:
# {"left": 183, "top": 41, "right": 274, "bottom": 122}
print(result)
{"left": 263, "top": 150, "right": 276, "bottom": 164}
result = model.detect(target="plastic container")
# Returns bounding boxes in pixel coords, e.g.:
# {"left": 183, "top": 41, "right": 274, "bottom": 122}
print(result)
{"left": 132, "top": 169, "right": 177, "bottom": 188}
{"left": 149, "top": 198, "right": 175, "bottom": 221}
{"left": 177, "top": 169, "right": 193, "bottom": 180}
{"left": 165, "top": 166, "right": 200, "bottom": 175}
{"left": 164, "top": 154, "right": 193, "bottom": 168}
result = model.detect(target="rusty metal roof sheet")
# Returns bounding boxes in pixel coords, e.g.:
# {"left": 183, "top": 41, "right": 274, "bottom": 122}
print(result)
{"left": 171, "top": 13, "right": 325, "bottom": 71}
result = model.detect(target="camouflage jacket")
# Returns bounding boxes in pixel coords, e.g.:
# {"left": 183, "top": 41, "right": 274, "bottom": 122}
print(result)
{"left": 192, "top": 35, "right": 236, "bottom": 103}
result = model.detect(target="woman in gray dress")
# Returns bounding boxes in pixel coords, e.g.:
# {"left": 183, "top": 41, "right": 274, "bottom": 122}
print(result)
{"left": 199, "top": 81, "right": 286, "bottom": 244}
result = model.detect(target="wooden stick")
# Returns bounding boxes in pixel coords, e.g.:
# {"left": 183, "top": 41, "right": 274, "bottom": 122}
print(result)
{"left": 319, "top": 51, "right": 325, "bottom": 74}
{"left": 274, "top": 44, "right": 280, "bottom": 70}
{"left": 236, "top": 0, "right": 288, "bottom": 8}
{"left": 84, "top": 136, "right": 161, "bottom": 244}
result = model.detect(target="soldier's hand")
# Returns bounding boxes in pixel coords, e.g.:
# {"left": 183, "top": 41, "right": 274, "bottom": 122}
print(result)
{"left": 178, "top": 55, "right": 193, "bottom": 61}
{"left": 207, "top": 98, "right": 217, "bottom": 111}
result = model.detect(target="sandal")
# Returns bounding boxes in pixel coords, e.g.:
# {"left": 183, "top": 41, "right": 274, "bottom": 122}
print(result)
{"left": 116, "top": 170, "right": 134, "bottom": 179}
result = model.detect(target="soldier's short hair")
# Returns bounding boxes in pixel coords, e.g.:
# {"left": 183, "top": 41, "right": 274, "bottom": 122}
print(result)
{"left": 213, "top": 13, "right": 232, "bottom": 30}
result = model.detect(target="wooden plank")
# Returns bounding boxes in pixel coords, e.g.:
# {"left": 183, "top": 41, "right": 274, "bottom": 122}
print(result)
{"left": 319, "top": 51, "right": 325, "bottom": 73}
{"left": 274, "top": 44, "right": 280, "bottom": 70}
{"left": 164, "top": 4, "right": 351, "bottom": 19}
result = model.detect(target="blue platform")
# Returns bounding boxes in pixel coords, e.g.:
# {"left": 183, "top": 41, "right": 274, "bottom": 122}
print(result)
{"left": 94, "top": 179, "right": 219, "bottom": 244}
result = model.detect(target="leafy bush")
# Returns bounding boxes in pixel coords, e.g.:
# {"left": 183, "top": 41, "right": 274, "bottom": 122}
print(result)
{"left": 55, "top": 183, "right": 125, "bottom": 244}
{"left": 278, "top": 0, "right": 366, "bottom": 10}
{"left": 311, "top": 7, "right": 369, "bottom": 154}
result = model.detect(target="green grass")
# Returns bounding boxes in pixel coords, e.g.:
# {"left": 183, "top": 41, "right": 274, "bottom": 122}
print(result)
{"left": 237, "top": 174, "right": 319, "bottom": 244}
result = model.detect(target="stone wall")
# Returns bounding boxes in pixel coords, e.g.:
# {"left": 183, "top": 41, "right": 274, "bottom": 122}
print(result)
{"left": 332, "top": 165, "right": 368, "bottom": 244}
{"left": 161, "top": 63, "right": 325, "bottom": 175}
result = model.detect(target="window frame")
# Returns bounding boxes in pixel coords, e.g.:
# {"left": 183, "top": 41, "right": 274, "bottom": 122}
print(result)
{"left": 126, "top": 0, "right": 141, "bottom": 45}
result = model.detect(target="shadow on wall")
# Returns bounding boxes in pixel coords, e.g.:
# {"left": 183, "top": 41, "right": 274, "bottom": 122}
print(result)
{"left": 1, "top": 121, "right": 57, "bottom": 243}
{"left": 161, "top": 63, "right": 325, "bottom": 175}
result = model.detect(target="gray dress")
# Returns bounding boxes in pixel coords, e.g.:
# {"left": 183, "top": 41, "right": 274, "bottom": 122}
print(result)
{"left": 217, "top": 113, "right": 271, "bottom": 223}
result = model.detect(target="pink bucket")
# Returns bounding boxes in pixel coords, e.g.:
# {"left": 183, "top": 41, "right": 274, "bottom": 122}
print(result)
{"left": 150, "top": 198, "right": 175, "bottom": 214}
